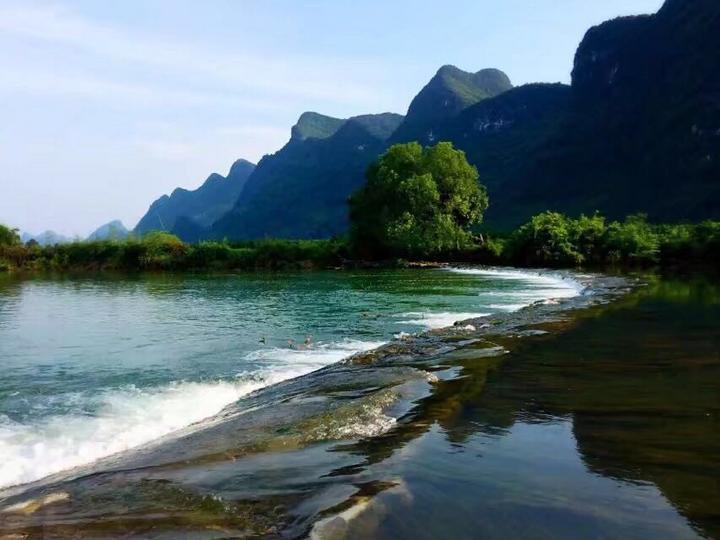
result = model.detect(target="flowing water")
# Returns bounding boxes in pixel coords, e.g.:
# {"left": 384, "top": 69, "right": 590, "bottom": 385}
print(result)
{"left": 0, "top": 268, "right": 579, "bottom": 491}
{"left": 0, "top": 270, "right": 717, "bottom": 540}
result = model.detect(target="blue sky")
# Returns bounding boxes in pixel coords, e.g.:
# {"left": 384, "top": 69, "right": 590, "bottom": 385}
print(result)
{"left": 0, "top": 0, "right": 663, "bottom": 236}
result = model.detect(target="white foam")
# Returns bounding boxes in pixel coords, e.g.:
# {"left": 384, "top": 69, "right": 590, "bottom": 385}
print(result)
{"left": 397, "top": 268, "right": 583, "bottom": 331}
{"left": 448, "top": 267, "right": 583, "bottom": 307}
{"left": 488, "top": 303, "right": 529, "bottom": 311}
{"left": 242, "top": 339, "right": 385, "bottom": 366}
{"left": 447, "top": 267, "right": 584, "bottom": 297}
{"left": 398, "top": 312, "right": 491, "bottom": 330}
{"left": 0, "top": 339, "right": 382, "bottom": 490}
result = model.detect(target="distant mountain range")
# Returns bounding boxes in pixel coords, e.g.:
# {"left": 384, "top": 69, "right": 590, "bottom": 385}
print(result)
{"left": 21, "top": 230, "right": 72, "bottom": 246}
{"left": 20, "top": 221, "right": 130, "bottom": 245}
{"left": 133, "top": 0, "right": 718, "bottom": 240}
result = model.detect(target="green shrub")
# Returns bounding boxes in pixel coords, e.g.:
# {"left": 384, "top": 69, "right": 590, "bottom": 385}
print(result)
{"left": 0, "top": 224, "right": 20, "bottom": 247}
{"left": 603, "top": 214, "right": 659, "bottom": 265}
{"left": 507, "top": 212, "right": 584, "bottom": 267}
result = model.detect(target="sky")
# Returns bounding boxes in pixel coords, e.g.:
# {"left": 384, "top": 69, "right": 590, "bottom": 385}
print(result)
{"left": 0, "top": 0, "right": 664, "bottom": 237}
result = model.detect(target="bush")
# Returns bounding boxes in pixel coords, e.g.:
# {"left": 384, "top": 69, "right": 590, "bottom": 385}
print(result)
{"left": 506, "top": 212, "right": 584, "bottom": 267}
{"left": 602, "top": 214, "right": 659, "bottom": 265}
{"left": 0, "top": 224, "right": 21, "bottom": 247}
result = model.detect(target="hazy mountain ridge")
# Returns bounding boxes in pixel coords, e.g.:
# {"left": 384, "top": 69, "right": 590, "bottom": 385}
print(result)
{"left": 21, "top": 230, "right": 72, "bottom": 246}
{"left": 135, "top": 159, "right": 255, "bottom": 236}
{"left": 87, "top": 220, "right": 129, "bottom": 241}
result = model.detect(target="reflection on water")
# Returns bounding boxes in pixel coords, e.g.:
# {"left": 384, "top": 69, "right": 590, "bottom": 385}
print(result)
{"left": 333, "top": 276, "right": 720, "bottom": 540}
{"left": 0, "top": 274, "right": 718, "bottom": 539}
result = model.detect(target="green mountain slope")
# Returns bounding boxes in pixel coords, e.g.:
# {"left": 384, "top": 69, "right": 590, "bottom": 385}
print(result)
{"left": 209, "top": 113, "right": 404, "bottom": 240}
{"left": 390, "top": 66, "right": 513, "bottom": 144}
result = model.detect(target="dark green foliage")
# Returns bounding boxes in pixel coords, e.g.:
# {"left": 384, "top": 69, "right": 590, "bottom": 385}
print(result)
{"left": 506, "top": 212, "right": 584, "bottom": 267}
{"left": 1, "top": 213, "right": 719, "bottom": 272}
{"left": 659, "top": 221, "right": 720, "bottom": 267}
{"left": 0, "top": 224, "right": 21, "bottom": 246}
{"left": 602, "top": 215, "right": 660, "bottom": 265}
{"left": 0, "top": 235, "right": 347, "bottom": 272}
{"left": 349, "top": 142, "right": 488, "bottom": 259}
{"left": 0, "top": 224, "right": 24, "bottom": 271}
{"left": 505, "top": 212, "right": 718, "bottom": 268}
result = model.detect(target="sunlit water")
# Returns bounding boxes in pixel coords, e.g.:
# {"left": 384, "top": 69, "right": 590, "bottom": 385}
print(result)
{"left": 0, "top": 268, "right": 581, "bottom": 490}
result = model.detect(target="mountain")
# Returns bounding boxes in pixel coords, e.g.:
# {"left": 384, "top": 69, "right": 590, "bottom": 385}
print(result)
{"left": 547, "top": 0, "right": 720, "bottom": 224}
{"left": 209, "top": 112, "right": 404, "bottom": 240}
{"left": 22, "top": 230, "right": 71, "bottom": 246}
{"left": 291, "top": 112, "right": 346, "bottom": 141}
{"left": 402, "top": 0, "right": 720, "bottom": 229}
{"left": 87, "top": 220, "right": 129, "bottom": 241}
{"left": 390, "top": 66, "right": 513, "bottom": 144}
{"left": 171, "top": 0, "right": 718, "bottom": 239}
{"left": 135, "top": 159, "right": 255, "bottom": 236}
{"left": 207, "top": 67, "right": 509, "bottom": 240}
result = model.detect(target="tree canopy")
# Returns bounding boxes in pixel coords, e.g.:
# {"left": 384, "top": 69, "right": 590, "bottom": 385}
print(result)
{"left": 349, "top": 142, "right": 488, "bottom": 258}
{"left": 0, "top": 224, "right": 20, "bottom": 246}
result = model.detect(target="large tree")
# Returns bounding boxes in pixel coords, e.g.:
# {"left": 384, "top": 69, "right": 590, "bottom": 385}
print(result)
{"left": 349, "top": 142, "right": 488, "bottom": 258}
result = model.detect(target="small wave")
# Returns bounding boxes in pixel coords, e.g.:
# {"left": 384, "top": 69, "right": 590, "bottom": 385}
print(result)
{"left": 448, "top": 267, "right": 583, "bottom": 306}
{"left": 396, "top": 268, "right": 583, "bottom": 331}
{"left": 0, "top": 339, "right": 383, "bottom": 490}
{"left": 242, "top": 339, "right": 385, "bottom": 366}
{"left": 488, "top": 303, "right": 530, "bottom": 311}
{"left": 447, "top": 267, "right": 584, "bottom": 295}
{"left": 398, "top": 312, "right": 491, "bottom": 330}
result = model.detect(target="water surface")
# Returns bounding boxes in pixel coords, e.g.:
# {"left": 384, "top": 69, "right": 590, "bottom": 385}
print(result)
{"left": 1, "top": 272, "right": 717, "bottom": 540}
{"left": 0, "top": 268, "right": 577, "bottom": 489}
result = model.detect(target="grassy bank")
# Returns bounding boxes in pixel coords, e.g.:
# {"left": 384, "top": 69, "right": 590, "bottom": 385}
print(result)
{"left": 1, "top": 213, "right": 719, "bottom": 273}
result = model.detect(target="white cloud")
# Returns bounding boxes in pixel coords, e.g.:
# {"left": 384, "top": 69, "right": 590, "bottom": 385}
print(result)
{"left": 0, "top": 63, "right": 287, "bottom": 111}
{"left": 0, "top": 2, "right": 384, "bottom": 108}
